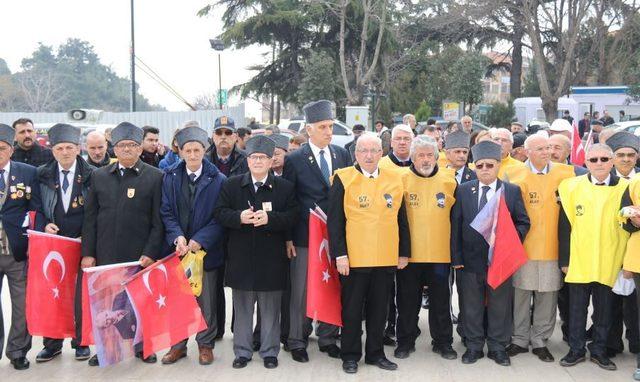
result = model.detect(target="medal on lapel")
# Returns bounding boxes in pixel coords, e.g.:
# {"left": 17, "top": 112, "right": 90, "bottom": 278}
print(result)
{"left": 72, "top": 197, "right": 78, "bottom": 209}
{"left": 127, "top": 188, "right": 135, "bottom": 198}
{"left": 78, "top": 196, "right": 84, "bottom": 206}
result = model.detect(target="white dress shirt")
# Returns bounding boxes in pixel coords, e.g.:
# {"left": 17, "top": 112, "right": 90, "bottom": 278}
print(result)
{"left": 478, "top": 179, "right": 498, "bottom": 208}
{"left": 454, "top": 166, "right": 465, "bottom": 184}
{"left": 616, "top": 169, "right": 636, "bottom": 180}
{"left": 591, "top": 174, "right": 611, "bottom": 186}
{"left": 59, "top": 160, "right": 77, "bottom": 212}
{"left": 362, "top": 167, "right": 379, "bottom": 179}
{"left": 308, "top": 141, "right": 333, "bottom": 174}
{"left": 0, "top": 161, "right": 9, "bottom": 190}
{"left": 187, "top": 164, "right": 203, "bottom": 182}
{"left": 528, "top": 161, "right": 549, "bottom": 175}
{"left": 251, "top": 174, "right": 269, "bottom": 192}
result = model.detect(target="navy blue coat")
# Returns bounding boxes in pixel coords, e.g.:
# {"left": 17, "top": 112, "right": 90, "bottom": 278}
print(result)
{"left": 450, "top": 179, "right": 530, "bottom": 274}
{"left": 282, "top": 143, "right": 352, "bottom": 247}
{"left": 2, "top": 161, "right": 46, "bottom": 261}
{"left": 161, "top": 159, "right": 226, "bottom": 270}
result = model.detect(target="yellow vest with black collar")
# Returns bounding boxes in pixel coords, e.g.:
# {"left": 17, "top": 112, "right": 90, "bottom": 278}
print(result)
{"left": 334, "top": 166, "right": 404, "bottom": 268}
{"left": 378, "top": 155, "right": 410, "bottom": 175}
{"left": 623, "top": 176, "right": 640, "bottom": 272}
{"left": 558, "top": 175, "right": 630, "bottom": 286}
{"left": 499, "top": 154, "right": 525, "bottom": 180}
{"left": 402, "top": 169, "right": 456, "bottom": 263}
{"left": 504, "top": 163, "right": 576, "bottom": 261}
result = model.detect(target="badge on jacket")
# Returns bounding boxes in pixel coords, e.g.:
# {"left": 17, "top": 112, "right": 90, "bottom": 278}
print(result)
{"left": 383, "top": 193, "right": 393, "bottom": 208}
{"left": 262, "top": 202, "right": 273, "bottom": 212}
{"left": 436, "top": 192, "right": 445, "bottom": 208}
{"left": 127, "top": 188, "right": 135, "bottom": 198}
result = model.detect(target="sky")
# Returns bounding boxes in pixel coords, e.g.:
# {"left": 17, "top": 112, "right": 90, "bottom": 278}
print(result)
{"left": 0, "top": 0, "right": 266, "bottom": 116}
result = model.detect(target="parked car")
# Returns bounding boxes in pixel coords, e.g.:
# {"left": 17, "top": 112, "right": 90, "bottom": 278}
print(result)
{"left": 607, "top": 121, "right": 640, "bottom": 136}
{"left": 280, "top": 118, "right": 354, "bottom": 147}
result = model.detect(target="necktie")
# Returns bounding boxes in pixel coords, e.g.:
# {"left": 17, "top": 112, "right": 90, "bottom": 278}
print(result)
{"left": 479, "top": 185, "right": 491, "bottom": 210}
{"left": 62, "top": 170, "right": 70, "bottom": 193}
{"left": 369, "top": 175, "right": 374, "bottom": 179}
{"left": 120, "top": 168, "right": 125, "bottom": 177}
{"left": 319, "top": 150, "right": 330, "bottom": 183}
{"left": 624, "top": 176, "right": 630, "bottom": 180}
{"left": 0, "top": 170, "right": 5, "bottom": 195}
{"left": 189, "top": 173, "right": 197, "bottom": 184}
{"left": 596, "top": 182, "right": 605, "bottom": 186}
{"left": 254, "top": 181, "right": 263, "bottom": 191}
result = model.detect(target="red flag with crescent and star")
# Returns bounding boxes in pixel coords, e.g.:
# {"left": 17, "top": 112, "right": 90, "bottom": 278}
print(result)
{"left": 25, "top": 230, "right": 81, "bottom": 338}
{"left": 124, "top": 253, "right": 207, "bottom": 358}
{"left": 306, "top": 207, "right": 342, "bottom": 327}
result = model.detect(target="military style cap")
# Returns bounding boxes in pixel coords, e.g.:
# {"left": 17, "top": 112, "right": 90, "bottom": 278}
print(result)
{"left": 214, "top": 116, "right": 235, "bottom": 132}
{"left": 245, "top": 135, "right": 275, "bottom": 157}
{"left": 606, "top": 131, "right": 640, "bottom": 153}
{"left": 270, "top": 134, "right": 289, "bottom": 151}
{"left": 48, "top": 123, "right": 81, "bottom": 146}
{"left": 512, "top": 133, "right": 527, "bottom": 149}
{"left": 176, "top": 126, "right": 210, "bottom": 150}
{"left": 0, "top": 124, "right": 14, "bottom": 147}
{"left": 112, "top": 122, "right": 143, "bottom": 145}
{"left": 444, "top": 131, "right": 470, "bottom": 149}
{"left": 471, "top": 141, "right": 502, "bottom": 162}
{"left": 303, "top": 100, "right": 334, "bottom": 124}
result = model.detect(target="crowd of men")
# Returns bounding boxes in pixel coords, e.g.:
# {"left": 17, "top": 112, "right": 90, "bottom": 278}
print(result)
{"left": 1, "top": 102, "right": 640, "bottom": 380}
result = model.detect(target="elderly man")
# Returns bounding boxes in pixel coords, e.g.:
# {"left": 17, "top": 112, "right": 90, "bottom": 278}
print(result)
{"left": 270, "top": 134, "right": 289, "bottom": 177}
{"left": 379, "top": 124, "right": 413, "bottom": 171}
{"left": 159, "top": 126, "right": 226, "bottom": 366}
{"left": 608, "top": 132, "right": 640, "bottom": 180}
{"left": 81, "top": 122, "right": 164, "bottom": 366}
{"left": 511, "top": 133, "right": 528, "bottom": 162}
{"left": 460, "top": 116, "right": 473, "bottom": 134}
{"left": 139, "top": 126, "right": 166, "bottom": 167}
{"left": 207, "top": 116, "right": 249, "bottom": 179}
{"left": 283, "top": 100, "right": 351, "bottom": 362}
{"left": 548, "top": 134, "right": 588, "bottom": 175}
{"left": 558, "top": 143, "right": 637, "bottom": 370}
{"left": 403, "top": 114, "right": 417, "bottom": 135}
{"left": 548, "top": 119, "right": 572, "bottom": 139}
{"left": 35, "top": 124, "right": 94, "bottom": 363}
{"left": 11, "top": 118, "right": 53, "bottom": 167}
{"left": 502, "top": 134, "right": 576, "bottom": 362}
{"left": 0, "top": 124, "right": 45, "bottom": 370}
{"left": 215, "top": 135, "right": 298, "bottom": 370}
{"left": 511, "top": 122, "right": 525, "bottom": 134}
{"left": 236, "top": 127, "right": 252, "bottom": 151}
{"left": 444, "top": 131, "right": 476, "bottom": 184}
{"left": 329, "top": 132, "right": 410, "bottom": 374}
{"left": 451, "top": 141, "right": 530, "bottom": 367}
{"left": 622, "top": 177, "right": 640, "bottom": 380}
{"left": 86, "top": 130, "right": 115, "bottom": 168}
{"left": 395, "top": 136, "right": 457, "bottom": 360}
{"left": 490, "top": 128, "right": 525, "bottom": 179}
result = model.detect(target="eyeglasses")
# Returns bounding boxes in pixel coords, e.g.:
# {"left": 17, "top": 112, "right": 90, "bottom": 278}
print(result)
{"left": 115, "top": 142, "right": 140, "bottom": 150}
{"left": 475, "top": 162, "right": 495, "bottom": 169}
{"left": 248, "top": 155, "right": 270, "bottom": 162}
{"left": 356, "top": 149, "right": 382, "bottom": 155}
{"left": 393, "top": 137, "right": 412, "bottom": 142}
{"left": 615, "top": 152, "right": 637, "bottom": 159}
{"left": 587, "top": 157, "right": 611, "bottom": 163}
{"left": 215, "top": 130, "right": 234, "bottom": 136}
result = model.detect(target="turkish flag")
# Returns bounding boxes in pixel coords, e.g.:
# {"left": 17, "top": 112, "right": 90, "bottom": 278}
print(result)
{"left": 570, "top": 119, "right": 586, "bottom": 166}
{"left": 125, "top": 253, "right": 207, "bottom": 358}
{"left": 80, "top": 274, "right": 94, "bottom": 345}
{"left": 26, "top": 230, "right": 81, "bottom": 338}
{"left": 487, "top": 195, "right": 529, "bottom": 289}
{"left": 306, "top": 207, "right": 342, "bottom": 327}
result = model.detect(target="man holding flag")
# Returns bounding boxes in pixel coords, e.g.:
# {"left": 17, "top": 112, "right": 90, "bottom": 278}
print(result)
{"left": 34, "top": 123, "right": 94, "bottom": 362}
{"left": 502, "top": 134, "right": 576, "bottom": 362}
{"left": 451, "top": 140, "right": 530, "bottom": 367}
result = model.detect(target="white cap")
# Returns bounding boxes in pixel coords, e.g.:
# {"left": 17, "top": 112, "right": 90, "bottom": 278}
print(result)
{"left": 549, "top": 119, "right": 572, "bottom": 133}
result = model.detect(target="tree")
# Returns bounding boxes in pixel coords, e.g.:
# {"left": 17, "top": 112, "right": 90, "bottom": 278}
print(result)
{"left": 522, "top": 60, "right": 541, "bottom": 97}
{"left": 414, "top": 100, "right": 431, "bottom": 121}
{"left": 486, "top": 101, "right": 515, "bottom": 127}
{"left": 450, "top": 52, "right": 489, "bottom": 113}
{"left": 297, "top": 51, "right": 337, "bottom": 107}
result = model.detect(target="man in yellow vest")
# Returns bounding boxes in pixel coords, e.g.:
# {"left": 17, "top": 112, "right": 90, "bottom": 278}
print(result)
{"left": 558, "top": 143, "right": 636, "bottom": 370}
{"left": 502, "top": 134, "right": 576, "bottom": 363}
{"left": 394, "top": 135, "right": 457, "bottom": 360}
{"left": 621, "top": 176, "right": 640, "bottom": 380}
{"left": 328, "top": 133, "right": 410, "bottom": 374}
{"left": 489, "top": 127, "right": 525, "bottom": 179}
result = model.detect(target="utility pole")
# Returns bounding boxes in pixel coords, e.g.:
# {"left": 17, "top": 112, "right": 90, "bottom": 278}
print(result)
{"left": 130, "top": 0, "right": 136, "bottom": 112}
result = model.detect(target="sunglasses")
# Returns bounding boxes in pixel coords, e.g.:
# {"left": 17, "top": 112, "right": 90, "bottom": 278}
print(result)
{"left": 475, "top": 163, "right": 495, "bottom": 169}
{"left": 587, "top": 157, "right": 611, "bottom": 163}
{"left": 215, "top": 130, "right": 234, "bottom": 136}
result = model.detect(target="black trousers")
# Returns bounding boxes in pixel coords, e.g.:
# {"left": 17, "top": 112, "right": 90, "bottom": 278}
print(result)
{"left": 607, "top": 290, "right": 639, "bottom": 352}
{"left": 633, "top": 276, "right": 640, "bottom": 367}
{"left": 396, "top": 263, "right": 452, "bottom": 349}
{"left": 459, "top": 271, "right": 513, "bottom": 352}
{"left": 216, "top": 264, "right": 226, "bottom": 337}
{"left": 386, "top": 279, "right": 396, "bottom": 333}
{"left": 43, "top": 272, "right": 83, "bottom": 350}
{"left": 568, "top": 282, "right": 613, "bottom": 356}
{"left": 340, "top": 268, "right": 393, "bottom": 362}
{"left": 558, "top": 282, "right": 571, "bottom": 340}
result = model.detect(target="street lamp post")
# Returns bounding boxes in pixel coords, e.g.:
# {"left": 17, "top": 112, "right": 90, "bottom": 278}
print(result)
{"left": 209, "top": 39, "right": 225, "bottom": 110}
{"left": 364, "top": 87, "right": 387, "bottom": 132}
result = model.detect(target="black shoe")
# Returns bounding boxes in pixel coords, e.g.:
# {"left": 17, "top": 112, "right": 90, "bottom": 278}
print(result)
{"left": 88, "top": 354, "right": 99, "bottom": 367}
{"left": 590, "top": 353, "right": 617, "bottom": 371}
{"left": 559, "top": 351, "right": 586, "bottom": 367}
{"left": 393, "top": 346, "right": 416, "bottom": 359}
{"left": 505, "top": 343, "right": 528, "bottom": 357}
{"left": 232, "top": 357, "right": 250, "bottom": 369}
{"left": 263, "top": 356, "right": 278, "bottom": 369}
{"left": 282, "top": 342, "right": 290, "bottom": 352}
{"left": 488, "top": 350, "right": 511, "bottom": 366}
{"left": 36, "top": 348, "right": 62, "bottom": 363}
{"left": 75, "top": 346, "right": 91, "bottom": 361}
{"left": 461, "top": 349, "right": 484, "bottom": 364}
{"left": 532, "top": 347, "right": 554, "bottom": 362}
{"left": 135, "top": 351, "right": 157, "bottom": 363}
{"left": 291, "top": 348, "right": 309, "bottom": 363}
{"left": 365, "top": 357, "right": 398, "bottom": 371}
{"left": 252, "top": 341, "right": 261, "bottom": 352}
{"left": 10, "top": 357, "right": 29, "bottom": 370}
{"left": 383, "top": 334, "right": 397, "bottom": 346}
{"left": 342, "top": 360, "right": 358, "bottom": 374}
{"left": 319, "top": 344, "right": 341, "bottom": 359}
{"left": 433, "top": 344, "right": 458, "bottom": 360}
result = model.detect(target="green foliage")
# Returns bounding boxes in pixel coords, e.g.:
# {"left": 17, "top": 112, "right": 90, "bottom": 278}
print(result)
{"left": 450, "top": 52, "right": 488, "bottom": 112}
{"left": 296, "top": 51, "right": 336, "bottom": 108}
{"left": 486, "top": 101, "right": 515, "bottom": 128}
{"left": 522, "top": 60, "right": 541, "bottom": 97}
{"left": 414, "top": 100, "right": 431, "bottom": 121}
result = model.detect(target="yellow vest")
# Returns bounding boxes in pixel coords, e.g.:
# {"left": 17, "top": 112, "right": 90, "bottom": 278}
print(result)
{"left": 499, "top": 154, "right": 525, "bottom": 180}
{"left": 378, "top": 155, "right": 411, "bottom": 175}
{"left": 403, "top": 169, "right": 456, "bottom": 263}
{"left": 505, "top": 163, "right": 576, "bottom": 261}
{"left": 623, "top": 177, "right": 640, "bottom": 272}
{"left": 335, "top": 166, "right": 405, "bottom": 268}
{"left": 558, "top": 175, "right": 630, "bottom": 286}
{"left": 437, "top": 151, "right": 448, "bottom": 169}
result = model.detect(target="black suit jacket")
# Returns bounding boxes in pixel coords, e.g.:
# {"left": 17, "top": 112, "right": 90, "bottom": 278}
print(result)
{"left": 450, "top": 179, "right": 530, "bottom": 273}
{"left": 458, "top": 166, "right": 477, "bottom": 184}
{"left": 283, "top": 143, "right": 351, "bottom": 247}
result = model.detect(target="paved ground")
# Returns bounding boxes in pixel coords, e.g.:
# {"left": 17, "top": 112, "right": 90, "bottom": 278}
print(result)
{"left": 1, "top": 277, "right": 638, "bottom": 381}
